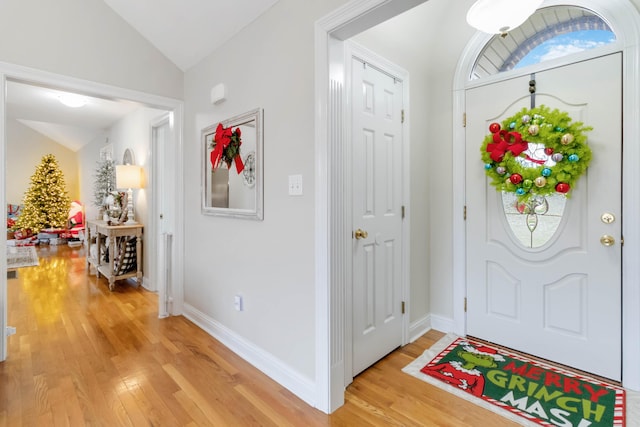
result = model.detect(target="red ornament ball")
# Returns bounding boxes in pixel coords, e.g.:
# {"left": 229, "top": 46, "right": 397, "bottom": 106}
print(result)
{"left": 544, "top": 147, "right": 554, "bottom": 155}
{"left": 555, "top": 182, "right": 570, "bottom": 193}
{"left": 510, "top": 174, "right": 523, "bottom": 185}
{"left": 489, "top": 123, "right": 501, "bottom": 134}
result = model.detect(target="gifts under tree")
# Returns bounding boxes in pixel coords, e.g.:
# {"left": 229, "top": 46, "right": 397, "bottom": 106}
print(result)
{"left": 14, "top": 154, "right": 71, "bottom": 233}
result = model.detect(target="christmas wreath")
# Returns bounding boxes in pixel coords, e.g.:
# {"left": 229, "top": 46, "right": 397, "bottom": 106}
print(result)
{"left": 480, "top": 105, "right": 592, "bottom": 201}
{"left": 210, "top": 123, "right": 245, "bottom": 174}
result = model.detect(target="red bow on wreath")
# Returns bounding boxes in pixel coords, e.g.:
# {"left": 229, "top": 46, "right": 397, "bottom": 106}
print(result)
{"left": 486, "top": 130, "right": 528, "bottom": 162}
{"left": 210, "top": 123, "right": 245, "bottom": 174}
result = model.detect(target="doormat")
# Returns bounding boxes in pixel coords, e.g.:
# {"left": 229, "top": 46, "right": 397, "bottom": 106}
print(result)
{"left": 7, "top": 246, "right": 39, "bottom": 269}
{"left": 403, "top": 334, "right": 627, "bottom": 427}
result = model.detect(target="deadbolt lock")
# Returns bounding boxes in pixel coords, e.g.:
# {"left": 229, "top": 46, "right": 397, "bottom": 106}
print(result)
{"left": 601, "top": 213, "right": 615, "bottom": 224}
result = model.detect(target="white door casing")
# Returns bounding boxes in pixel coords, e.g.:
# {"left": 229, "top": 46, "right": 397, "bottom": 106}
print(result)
{"left": 466, "top": 53, "right": 622, "bottom": 380}
{"left": 152, "top": 114, "right": 175, "bottom": 318}
{"left": 350, "top": 55, "right": 405, "bottom": 376}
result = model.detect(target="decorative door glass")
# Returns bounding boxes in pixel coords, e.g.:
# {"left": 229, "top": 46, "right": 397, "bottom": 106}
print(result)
{"left": 502, "top": 192, "right": 566, "bottom": 248}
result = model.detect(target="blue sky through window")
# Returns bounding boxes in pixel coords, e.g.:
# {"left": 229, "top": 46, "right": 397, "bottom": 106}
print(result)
{"left": 515, "top": 30, "right": 616, "bottom": 69}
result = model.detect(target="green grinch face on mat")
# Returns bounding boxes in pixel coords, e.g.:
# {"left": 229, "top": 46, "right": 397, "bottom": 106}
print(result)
{"left": 458, "top": 350, "right": 498, "bottom": 369}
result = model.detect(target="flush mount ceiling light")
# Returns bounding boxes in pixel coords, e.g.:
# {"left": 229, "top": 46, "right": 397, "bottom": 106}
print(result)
{"left": 57, "top": 93, "right": 87, "bottom": 108}
{"left": 467, "top": 0, "right": 544, "bottom": 36}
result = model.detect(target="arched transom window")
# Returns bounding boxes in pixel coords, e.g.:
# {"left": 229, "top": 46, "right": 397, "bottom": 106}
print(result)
{"left": 472, "top": 6, "right": 615, "bottom": 80}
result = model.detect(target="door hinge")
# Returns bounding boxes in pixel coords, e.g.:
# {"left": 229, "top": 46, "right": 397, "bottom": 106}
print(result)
{"left": 401, "top": 301, "right": 406, "bottom": 314}
{"left": 464, "top": 205, "right": 467, "bottom": 221}
{"left": 463, "top": 112, "right": 467, "bottom": 128}
{"left": 401, "top": 205, "right": 405, "bottom": 219}
{"left": 5, "top": 326, "right": 16, "bottom": 337}
{"left": 401, "top": 109, "right": 405, "bottom": 124}
{"left": 464, "top": 298, "right": 467, "bottom": 313}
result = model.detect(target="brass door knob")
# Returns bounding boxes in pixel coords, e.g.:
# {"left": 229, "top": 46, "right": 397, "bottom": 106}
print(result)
{"left": 600, "top": 235, "right": 615, "bottom": 247}
{"left": 354, "top": 229, "right": 368, "bottom": 240}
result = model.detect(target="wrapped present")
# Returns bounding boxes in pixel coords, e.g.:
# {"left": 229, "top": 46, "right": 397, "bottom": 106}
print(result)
{"left": 14, "top": 229, "right": 33, "bottom": 240}
{"left": 49, "top": 238, "right": 68, "bottom": 246}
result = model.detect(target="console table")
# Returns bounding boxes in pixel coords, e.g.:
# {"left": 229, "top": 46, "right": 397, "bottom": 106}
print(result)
{"left": 86, "top": 220, "right": 143, "bottom": 291}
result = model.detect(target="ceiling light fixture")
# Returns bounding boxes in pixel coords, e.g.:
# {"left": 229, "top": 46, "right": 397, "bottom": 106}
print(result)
{"left": 57, "top": 93, "right": 87, "bottom": 108}
{"left": 466, "top": 0, "right": 544, "bottom": 37}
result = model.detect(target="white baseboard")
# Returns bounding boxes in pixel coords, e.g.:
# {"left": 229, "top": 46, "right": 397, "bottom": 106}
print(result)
{"left": 408, "top": 313, "right": 456, "bottom": 342}
{"left": 408, "top": 314, "right": 432, "bottom": 342}
{"left": 430, "top": 313, "right": 456, "bottom": 334}
{"left": 141, "top": 276, "right": 154, "bottom": 292}
{"left": 182, "top": 303, "right": 316, "bottom": 407}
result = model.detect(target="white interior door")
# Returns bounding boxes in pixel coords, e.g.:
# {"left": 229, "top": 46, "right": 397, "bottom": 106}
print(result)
{"left": 466, "top": 53, "right": 622, "bottom": 380}
{"left": 351, "top": 58, "right": 404, "bottom": 376}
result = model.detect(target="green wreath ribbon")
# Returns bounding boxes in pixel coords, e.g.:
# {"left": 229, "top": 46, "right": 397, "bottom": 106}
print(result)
{"left": 480, "top": 105, "right": 592, "bottom": 201}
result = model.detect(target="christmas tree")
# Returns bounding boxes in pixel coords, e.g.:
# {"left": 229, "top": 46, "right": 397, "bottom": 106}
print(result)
{"left": 92, "top": 159, "right": 116, "bottom": 208}
{"left": 14, "top": 154, "right": 71, "bottom": 233}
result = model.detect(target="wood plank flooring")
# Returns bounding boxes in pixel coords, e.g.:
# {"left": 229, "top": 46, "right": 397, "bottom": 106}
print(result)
{"left": 1, "top": 245, "right": 517, "bottom": 426}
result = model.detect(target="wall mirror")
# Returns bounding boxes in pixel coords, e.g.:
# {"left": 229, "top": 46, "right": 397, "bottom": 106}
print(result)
{"left": 202, "top": 107, "right": 263, "bottom": 220}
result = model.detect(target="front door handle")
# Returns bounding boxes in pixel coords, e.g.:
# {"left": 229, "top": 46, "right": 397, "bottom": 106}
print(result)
{"left": 600, "top": 235, "right": 615, "bottom": 247}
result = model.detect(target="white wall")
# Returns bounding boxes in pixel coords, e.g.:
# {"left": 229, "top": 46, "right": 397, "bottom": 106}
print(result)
{"left": 7, "top": 119, "right": 80, "bottom": 204}
{"left": 0, "top": 0, "right": 182, "bottom": 100}
{"left": 184, "top": 0, "right": 350, "bottom": 384}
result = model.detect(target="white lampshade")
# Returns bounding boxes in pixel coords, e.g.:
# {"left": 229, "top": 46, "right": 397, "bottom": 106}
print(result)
{"left": 467, "top": 0, "right": 544, "bottom": 35}
{"left": 116, "top": 165, "right": 143, "bottom": 189}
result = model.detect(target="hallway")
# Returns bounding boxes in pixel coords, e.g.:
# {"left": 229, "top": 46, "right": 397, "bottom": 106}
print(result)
{"left": 1, "top": 245, "right": 515, "bottom": 426}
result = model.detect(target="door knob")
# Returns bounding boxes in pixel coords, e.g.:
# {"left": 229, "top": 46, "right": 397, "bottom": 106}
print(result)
{"left": 354, "top": 229, "right": 368, "bottom": 240}
{"left": 600, "top": 235, "right": 615, "bottom": 247}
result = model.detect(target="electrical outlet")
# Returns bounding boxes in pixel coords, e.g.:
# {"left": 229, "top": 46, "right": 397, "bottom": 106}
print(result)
{"left": 288, "top": 174, "right": 303, "bottom": 196}
{"left": 234, "top": 295, "right": 243, "bottom": 311}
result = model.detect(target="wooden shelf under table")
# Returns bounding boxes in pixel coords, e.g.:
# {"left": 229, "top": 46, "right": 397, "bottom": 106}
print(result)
{"left": 86, "top": 219, "right": 143, "bottom": 291}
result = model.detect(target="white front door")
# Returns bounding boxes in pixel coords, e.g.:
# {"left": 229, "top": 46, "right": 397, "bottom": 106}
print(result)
{"left": 466, "top": 53, "right": 622, "bottom": 380}
{"left": 351, "top": 58, "right": 404, "bottom": 375}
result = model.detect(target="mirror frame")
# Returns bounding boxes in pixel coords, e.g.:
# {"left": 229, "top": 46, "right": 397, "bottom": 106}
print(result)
{"left": 201, "top": 107, "right": 263, "bottom": 220}
{"left": 123, "top": 148, "right": 135, "bottom": 165}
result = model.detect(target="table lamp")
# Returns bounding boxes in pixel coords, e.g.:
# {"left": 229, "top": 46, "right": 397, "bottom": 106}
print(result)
{"left": 116, "top": 164, "right": 143, "bottom": 224}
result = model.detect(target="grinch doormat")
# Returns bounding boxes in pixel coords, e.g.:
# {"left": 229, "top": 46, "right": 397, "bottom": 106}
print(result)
{"left": 403, "top": 336, "right": 625, "bottom": 427}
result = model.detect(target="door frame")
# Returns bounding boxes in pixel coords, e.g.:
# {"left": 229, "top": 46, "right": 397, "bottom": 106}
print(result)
{"left": 315, "top": 0, "right": 422, "bottom": 412}
{"left": 150, "top": 113, "right": 177, "bottom": 318}
{"left": 0, "top": 63, "right": 185, "bottom": 361}
{"left": 344, "top": 40, "right": 410, "bottom": 384}
{"left": 452, "top": 0, "right": 640, "bottom": 390}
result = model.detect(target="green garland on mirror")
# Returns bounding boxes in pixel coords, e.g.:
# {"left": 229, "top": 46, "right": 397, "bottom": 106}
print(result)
{"left": 480, "top": 105, "right": 592, "bottom": 201}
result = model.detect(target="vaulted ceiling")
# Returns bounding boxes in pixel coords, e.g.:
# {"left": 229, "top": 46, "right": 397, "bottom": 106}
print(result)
{"left": 9, "top": 1, "right": 602, "bottom": 152}
{"left": 8, "top": 0, "right": 280, "bottom": 152}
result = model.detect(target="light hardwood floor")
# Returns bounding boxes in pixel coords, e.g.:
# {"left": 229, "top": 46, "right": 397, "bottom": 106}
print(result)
{"left": 1, "top": 245, "right": 518, "bottom": 426}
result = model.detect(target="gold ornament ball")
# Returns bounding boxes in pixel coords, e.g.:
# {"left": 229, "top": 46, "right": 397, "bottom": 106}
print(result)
{"left": 528, "top": 124, "right": 540, "bottom": 136}
{"left": 534, "top": 176, "right": 547, "bottom": 187}
{"left": 561, "top": 133, "right": 574, "bottom": 145}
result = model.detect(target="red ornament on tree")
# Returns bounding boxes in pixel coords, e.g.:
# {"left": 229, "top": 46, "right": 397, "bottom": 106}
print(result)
{"left": 544, "top": 147, "right": 554, "bottom": 155}
{"left": 510, "top": 174, "right": 523, "bottom": 185}
{"left": 555, "top": 182, "right": 570, "bottom": 193}
{"left": 489, "top": 123, "right": 501, "bottom": 134}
